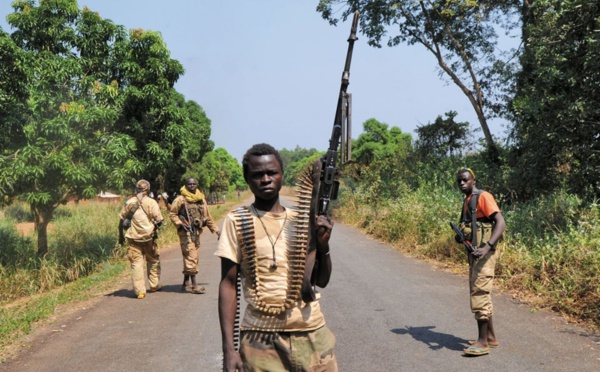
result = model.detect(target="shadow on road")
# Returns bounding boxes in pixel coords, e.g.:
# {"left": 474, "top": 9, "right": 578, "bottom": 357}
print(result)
{"left": 391, "top": 325, "right": 467, "bottom": 351}
{"left": 105, "top": 289, "right": 132, "bottom": 298}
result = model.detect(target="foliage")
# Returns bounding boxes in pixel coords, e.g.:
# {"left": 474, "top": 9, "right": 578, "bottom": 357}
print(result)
{"left": 2, "top": 203, "right": 33, "bottom": 223}
{"left": 279, "top": 146, "right": 321, "bottom": 186}
{"left": 345, "top": 118, "right": 413, "bottom": 199}
{"left": 190, "top": 148, "right": 244, "bottom": 195}
{"left": 0, "top": 1, "right": 211, "bottom": 255}
{"left": 334, "top": 162, "right": 599, "bottom": 327}
{"left": 510, "top": 0, "right": 600, "bottom": 200}
{"left": 414, "top": 111, "right": 473, "bottom": 159}
{"left": 317, "top": 0, "right": 520, "bottom": 156}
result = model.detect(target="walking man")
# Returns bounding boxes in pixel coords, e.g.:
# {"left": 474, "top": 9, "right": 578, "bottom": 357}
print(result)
{"left": 118, "top": 179, "right": 164, "bottom": 299}
{"left": 169, "top": 177, "right": 220, "bottom": 294}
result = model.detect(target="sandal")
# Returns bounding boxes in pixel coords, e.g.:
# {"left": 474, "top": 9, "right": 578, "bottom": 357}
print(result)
{"left": 191, "top": 286, "right": 206, "bottom": 294}
{"left": 463, "top": 345, "right": 490, "bottom": 356}
{"left": 468, "top": 340, "right": 499, "bottom": 348}
{"left": 181, "top": 284, "right": 191, "bottom": 292}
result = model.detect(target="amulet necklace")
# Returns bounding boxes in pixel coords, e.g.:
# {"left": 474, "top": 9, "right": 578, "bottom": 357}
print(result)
{"left": 251, "top": 204, "right": 287, "bottom": 269}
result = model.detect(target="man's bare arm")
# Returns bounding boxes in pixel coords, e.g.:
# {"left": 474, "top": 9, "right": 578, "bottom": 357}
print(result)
{"left": 218, "top": 258, "right": 243, "bottom": 371}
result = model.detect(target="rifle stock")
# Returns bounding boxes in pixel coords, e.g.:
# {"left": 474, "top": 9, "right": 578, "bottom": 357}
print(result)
{"left": 301, "top": 11, "right": 359, "bottom": 303}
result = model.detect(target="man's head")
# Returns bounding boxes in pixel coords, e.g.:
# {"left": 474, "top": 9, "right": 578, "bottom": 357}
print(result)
{"left": 184, "top": 177, "right": 198, "bottom": 193}
{"left": 242, "top": 144, "right": 284, "bottom": 201}
{"left": 242, "top": 143, "right": 284, "bottom": 182}
{"left": 135, "top": 179, "right": 151, "bottom": 194}
{"left": 456, "top": 168, "right": 476, "bottom": 195}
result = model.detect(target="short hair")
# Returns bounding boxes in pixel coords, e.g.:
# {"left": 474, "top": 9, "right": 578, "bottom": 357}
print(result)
{"left": 457, "top": 167, "right": 476, "bottom": 179}
{"left": 242, "top": 143, "right": 284, "bottom": 181}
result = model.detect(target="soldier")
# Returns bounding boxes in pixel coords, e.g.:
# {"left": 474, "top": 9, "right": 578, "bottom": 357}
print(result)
{"left": 169, "top": 177, "right": 220, "bottom": 294}
{"left": 118, "top": 179, "right": 164, "bottom": 299}
{"left": 216, "top": 143, "right": 337, "bottom": 371}
{"left": 456, "top": 168, "right": 506, "bottom": 356}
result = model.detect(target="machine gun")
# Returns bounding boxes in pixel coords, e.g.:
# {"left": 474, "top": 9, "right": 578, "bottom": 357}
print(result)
{"left": 301, "top": 11, "right": 359, "bottom": 303}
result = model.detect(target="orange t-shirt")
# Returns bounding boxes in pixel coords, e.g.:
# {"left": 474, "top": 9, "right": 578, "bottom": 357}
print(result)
{"left": 463, "top": 191, "right": 500, "bottom": 220}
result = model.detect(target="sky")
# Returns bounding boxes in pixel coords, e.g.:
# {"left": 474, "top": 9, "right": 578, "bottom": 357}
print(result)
{"left": 1, "top": 1, "right": 508, "bottom": 162}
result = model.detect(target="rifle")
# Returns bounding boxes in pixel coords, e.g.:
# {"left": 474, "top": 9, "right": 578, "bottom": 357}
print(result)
{"left": 301, "top": 11, "right": 359, "bottom": 303}
{"left": 182, "top": 198, "right": 195, "bottom": 234}
{"left": 449, "top": 222, "right": 476, "bottom": 264}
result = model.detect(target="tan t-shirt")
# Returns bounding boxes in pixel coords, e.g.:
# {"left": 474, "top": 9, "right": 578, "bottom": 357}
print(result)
{"left": 119, "top": 195, "right": 163, "bottom": 242}
{"left": 215, "top": 206, "right": 325, "bottom": 332}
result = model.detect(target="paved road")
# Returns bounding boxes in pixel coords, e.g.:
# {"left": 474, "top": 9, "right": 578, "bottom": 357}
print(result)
{"left": 1, "top": 203, "right": 599, "bottom": 371}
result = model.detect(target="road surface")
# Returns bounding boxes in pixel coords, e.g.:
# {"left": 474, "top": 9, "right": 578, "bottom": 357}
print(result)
{"left": 1, "top": 203, "right": 599, "bottom": 371}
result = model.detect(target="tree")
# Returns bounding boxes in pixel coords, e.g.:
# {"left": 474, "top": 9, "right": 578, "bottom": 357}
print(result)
{"left": 317, "top": 0, "right": 520, "bottom": 160}
{"left": 190, "top": 148, "right": 244, "bottom": 196}
{"left": 348, "top": 118, "right": 413, "bottom": 199}
{"left": 279, "top": 146, "right": 320, "bottom": 185}
{"left": 510, "top": 0, "right": 600, "bottom": 199}
{"left": 0, "top": 28, "right": 29, "bottom": 152}
{"left": 0, "top": 0, "right": 201, "bottom": 255}
{"left": 352, "top": 118, "right": 412, "bottom": 165}
{"left": 414, "top": 111, "right": 473, "bottom": 159}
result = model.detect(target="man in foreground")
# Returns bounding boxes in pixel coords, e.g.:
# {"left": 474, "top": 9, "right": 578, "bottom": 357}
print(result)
{"left": 118, "top": 179, "right": 164, "bottom": 299}
{"left": 456, "top": 168, "right": 506, "bottom": 356}
{"left": 216, "top": 143, "right": 337, "bottom": 371}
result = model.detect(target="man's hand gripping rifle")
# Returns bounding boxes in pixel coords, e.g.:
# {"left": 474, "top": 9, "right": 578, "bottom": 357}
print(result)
{"left": 449, "top": 222, "right": 476, "bottom": 264}
{"left": 301, "top": 11, "right": 359, "bottom": 303}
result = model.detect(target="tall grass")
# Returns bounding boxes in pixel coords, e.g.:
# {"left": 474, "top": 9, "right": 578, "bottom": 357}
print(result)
{"left": 333, "top": 181, "right": 600, "bottom": 329}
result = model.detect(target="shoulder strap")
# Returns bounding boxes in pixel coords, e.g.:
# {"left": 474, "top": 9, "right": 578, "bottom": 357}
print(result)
{"left": 136, "top": 195, "right": 154, "bottom": 223}
{"left": 469, "top": 188, "right": 480, "bottom": 247}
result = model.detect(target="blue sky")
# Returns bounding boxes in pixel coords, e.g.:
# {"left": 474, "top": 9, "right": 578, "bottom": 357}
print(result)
{"left": 1, "top": 1, "right": 507, "bottom": 162}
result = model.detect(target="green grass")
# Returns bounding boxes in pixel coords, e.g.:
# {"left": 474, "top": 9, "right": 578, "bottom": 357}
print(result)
{"left": 333, "top": 182, "right": 600, "bottom": 330}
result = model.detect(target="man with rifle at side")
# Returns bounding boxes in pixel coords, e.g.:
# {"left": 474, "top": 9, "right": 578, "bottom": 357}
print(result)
{"left": 454, "top": 167, "right": 506, "bottom": 356}
{"left": 118, "top": 179, "right": 164, "bottom": 299}
{"left": 216, "top": 11, "right": 360, "bottom": 371}
{"left": 169, "top": 177, "right": 220, "bottom": 294}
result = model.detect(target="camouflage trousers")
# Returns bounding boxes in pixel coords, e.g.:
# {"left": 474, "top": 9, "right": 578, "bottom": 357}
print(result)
{"left": 177, "top": 229, "right": 201, "bottom": 275}
{"left": 469, "top": 248, "right": 498, "bottom": 320}
{"left": 127, "top": 238, "right": 160, "bottom": 296}
{"left": 240, "top": 325, "right": 337, "bottom": 372}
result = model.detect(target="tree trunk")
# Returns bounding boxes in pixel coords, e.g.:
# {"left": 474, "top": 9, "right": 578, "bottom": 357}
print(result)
{"left": 32, "top": 204, "right": 54, "bottom": 257}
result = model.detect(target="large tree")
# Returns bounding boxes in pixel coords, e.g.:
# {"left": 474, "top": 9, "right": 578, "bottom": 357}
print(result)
{"left": 0, "top": 0, "right": 207, "bottom": 255}
{"left": 317, "top": 0, "right": 520, "bottom": 160}
{"left": 510, "top": 0, "right": 600, "bottom": 199}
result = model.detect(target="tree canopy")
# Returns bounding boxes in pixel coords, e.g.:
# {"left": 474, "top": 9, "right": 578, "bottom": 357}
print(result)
{"left": 317, "top": 0, "right": 520, "bottom": 159}
{"left": 0, "top": 0, "right": 214, "bottom": 255}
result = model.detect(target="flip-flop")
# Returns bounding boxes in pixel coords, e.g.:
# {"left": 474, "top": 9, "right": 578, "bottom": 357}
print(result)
{"left": 191, "top": 286, "right": 206, "bottom": 294}
{"left": 463, "top": 345, "right": 490, "bottom": 356}
{"left": 468, "top": 340, "right": 500, "bottom": 348}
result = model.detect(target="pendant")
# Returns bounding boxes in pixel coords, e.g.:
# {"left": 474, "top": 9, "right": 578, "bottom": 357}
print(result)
{"left": 270, "top": 261, "right": 278, "bottom": 269}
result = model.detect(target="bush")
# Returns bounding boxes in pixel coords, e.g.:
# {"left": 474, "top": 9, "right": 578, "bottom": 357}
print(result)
{"left": 2, "top": 203, "right": 32, "bottom": 223}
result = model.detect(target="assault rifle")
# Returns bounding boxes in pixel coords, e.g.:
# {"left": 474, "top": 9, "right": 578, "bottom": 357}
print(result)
{"left": 301, "top": 11, "right": 359, "bottom": 303}
{"left": 449, "top": 221, "right": 476, "bottom": 253}
{"left": 450, "top": 221, "right": 476, "bottom": 265}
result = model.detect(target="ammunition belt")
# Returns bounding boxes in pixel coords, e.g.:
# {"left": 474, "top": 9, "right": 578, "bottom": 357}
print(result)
{"left": 233, "top": 206, "right": 308, "bottom": 315}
